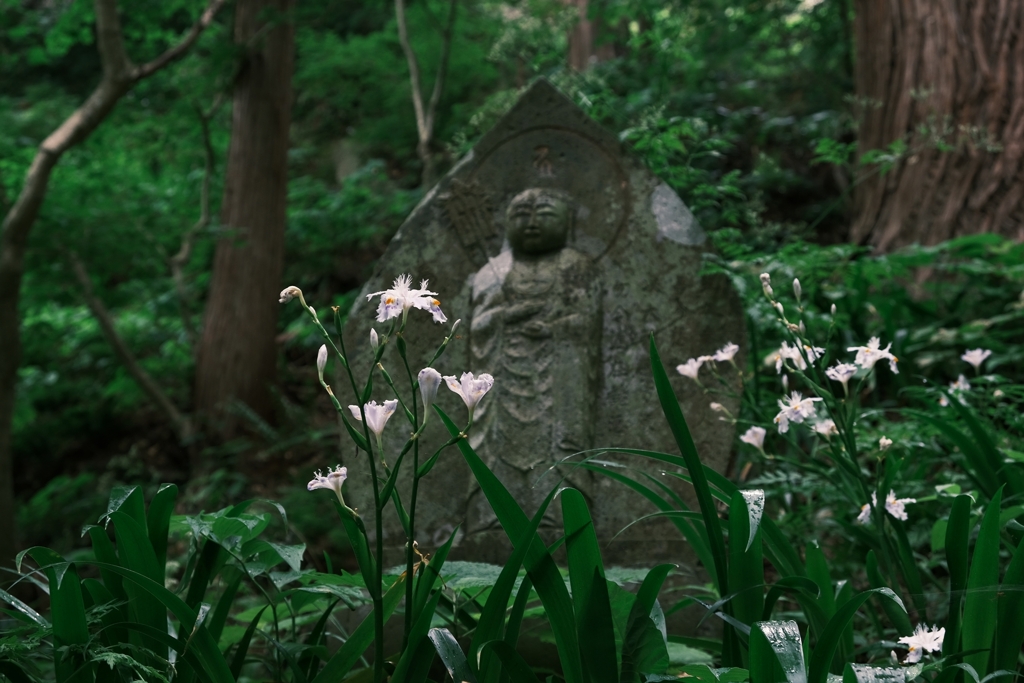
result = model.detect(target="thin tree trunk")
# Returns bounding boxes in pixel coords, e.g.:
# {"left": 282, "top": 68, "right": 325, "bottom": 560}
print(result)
{"left": 852, "top": 0, "right": 1024, "bottom": 251}
{"left": 194, "top": 0, "right": 294, "bottom": 442}
{"left": 0, "top": 0, "right": 224, "bottom": 576}
{"left": 566, "top": 0, "right": 615, "bottom": 71}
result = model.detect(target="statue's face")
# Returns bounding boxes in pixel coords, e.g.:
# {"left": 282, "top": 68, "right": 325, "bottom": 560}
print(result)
{"left": 506, "top": 189, "right": 570, "bottom": 255}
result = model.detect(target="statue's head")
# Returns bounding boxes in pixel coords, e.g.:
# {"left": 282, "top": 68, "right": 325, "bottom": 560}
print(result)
{"left": 505, "top": 188, "right": 574, "bottom": 256}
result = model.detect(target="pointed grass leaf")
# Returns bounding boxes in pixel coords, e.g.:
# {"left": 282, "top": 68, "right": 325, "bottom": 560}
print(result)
{"left": 0, "top": 585, "right": 49, "bottom": 629}
{"left": 146, "top": 484, "right": 178, "bottom": 579}
{"left": 439, "top": 405, "right": 584, "bottom": 683}
{"left": 680, "top": 665, "right": 751, "bottom": 683}
{"left": 742, "top": 491, "right": 765, "bottom": 553}
{"left": 750, "top": 620, "right": 806, "bottom": 683}
{"left": 102, "top": 485, "right": 147, "bottom": 533}
{"left": 888, "top": 519, "right": 927, "bottom": 618}
{"left": 993, "top": 530, "right": 1024, "bottom": 671}
{"left": 807, "top": 588, "right": 906, "bottom": 683}
{"left": 505, "top": 575, "right": 534, "bottom": 651}
{"left": 229, "top": 604, "right": 268, "bottom": 680}
{"left": 429, "top": 628, "right": 479, "bottom": 683}
{"left": 729, "top": 490, "right": 765, "bottom": 633}
{"left": 649, "top": 336, "right": 728, "bottom": 596}
{"left": 110, "top": 511, "right": 168, "bottom": 640}
{"left": 963, "top": 486, "right": 1003, "bottom": 675}
{"left": 562, "top": 488, "right": 618, "bottom": 683}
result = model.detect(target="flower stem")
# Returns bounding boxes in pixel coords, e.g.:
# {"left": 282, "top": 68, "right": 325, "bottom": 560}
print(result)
{"left": 331, "top": 308, "right": 386, "bottom": 683}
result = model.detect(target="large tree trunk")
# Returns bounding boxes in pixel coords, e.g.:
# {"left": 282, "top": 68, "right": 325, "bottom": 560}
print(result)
{"left": 0, "top": 0, "right": 223, "bottom": 575}
{"left": 852, "top": 0, "right": 1024, "bottom": 251}
{"left": 566, "top": 0, "right": 615, "bottom": 71}
{"left": 194, "top": 0, "right": 293, "bottom": 439}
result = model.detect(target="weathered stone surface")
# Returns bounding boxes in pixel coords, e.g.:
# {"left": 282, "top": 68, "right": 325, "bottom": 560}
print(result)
{"left": 337, "top": 79, "right": 744, "bottom": 568}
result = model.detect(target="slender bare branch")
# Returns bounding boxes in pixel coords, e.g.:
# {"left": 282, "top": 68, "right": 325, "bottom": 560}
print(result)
{"left": 395, "top": 0, "right": 459, "bottom": 186}
{"left": 69, "top": 253, "right": 193, "bottom": 442}
{"left": 171, "top": 95, "right": 224, "bottom": 349}
{"left": 425, "top": 0, "right": 458, "bottom": 135}
{"left": 395, "top": 0, "right": 429, "bottom": 142}
{"left": 132, "top": 0, "right": 229, "bottom": 80}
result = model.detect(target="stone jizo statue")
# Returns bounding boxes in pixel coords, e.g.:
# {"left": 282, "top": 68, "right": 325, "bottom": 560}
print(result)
{"left": 465, "top": 188, "right": 601, "bottom": 537}
{"left": 342, "top": 79, "right": 744, "bottom": 568}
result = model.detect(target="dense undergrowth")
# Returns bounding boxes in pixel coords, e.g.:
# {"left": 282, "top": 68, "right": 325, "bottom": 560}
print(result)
{"left": 3, "top": 235, "right": 1023, "bottom": 682}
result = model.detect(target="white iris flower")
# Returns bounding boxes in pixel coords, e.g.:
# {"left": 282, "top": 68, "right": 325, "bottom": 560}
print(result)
{"left": 848, "top": 336, "right": 899, "bottom": 373}
{"left": 898, "top": 624, "right": 945, "bottom": 663}
{"left": 773, "top": 391, "right": 823, "bottom": 433}
{"left": 367, "top": 274, "right": 447, "bottom": 324}
{"left": 960, "top": 348, "right": 991, "bottom": 372}
{"left": 443, "top": 372, "right": 495, "bottom": 421}
{"left": 676, "top": 358, "right": 703, "bottom": 380}
{"left": 348, "top": 400, "right": 399, "bottom": 437}
{"left": 740, "top": 426, "right": 766, "bottom": 452}
{"left": 825, "top": 363, "right": 858, "bottom": 394}
{"left": 307, "top": 465, "right": 348, "bottom": 506}
{"left": 712, "top": 343, "right": 740, "bottom": 362}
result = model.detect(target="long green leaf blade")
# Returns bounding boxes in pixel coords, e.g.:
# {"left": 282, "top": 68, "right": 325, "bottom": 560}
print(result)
{"left": 942, "top": 495, "right": 972, "bottom": 657}
{"left": 429, "top": 628, "right": 478, "bottom": 683}
{"left": 963, "top": 486, "right": 1003, "bottom": 674}
{"left": 750, "top": 620, "right": 806, "bottom": 683}
{"left": 439, "top": 406, "right": 585, "bottom": 683}
{"left": 649, "top": 336, "right": 728, "bottom": 596}
{"left": 146, "top": 483, "right": 178, "bottom": 580}
{"left": 562, "top": 488, "right": 618, "bottom": 683}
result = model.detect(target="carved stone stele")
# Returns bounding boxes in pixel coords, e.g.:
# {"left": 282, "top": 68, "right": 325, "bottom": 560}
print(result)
{"left": 338, "top": 79, "right": 745, "bottom": 569}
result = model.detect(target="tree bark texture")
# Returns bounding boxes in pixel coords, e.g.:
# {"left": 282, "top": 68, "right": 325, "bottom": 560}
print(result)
{"left": 194, "top": 0, "right": 294, "bottom": 436}
{"left": 566, "top": 0, "right": 615, "bottom": 71}
{"left": 0, "top": 0, "right": 224, "bottom": 575}
{"left": 852, "top": 0, "right": 1024, "bottom": 250}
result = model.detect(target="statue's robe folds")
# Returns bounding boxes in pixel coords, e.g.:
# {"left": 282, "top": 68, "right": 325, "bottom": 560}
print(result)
{"left": 465, "top": 247, "right": 601, "bottom": 535}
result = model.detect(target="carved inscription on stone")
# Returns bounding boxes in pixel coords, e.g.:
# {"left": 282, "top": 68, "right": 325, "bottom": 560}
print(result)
{"left": 439, "top": 179, "right": 496, "bottom": 266}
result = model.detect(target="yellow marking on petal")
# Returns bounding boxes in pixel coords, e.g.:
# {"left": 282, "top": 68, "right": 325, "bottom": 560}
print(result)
{"left": 432, "top": 298, "right": 440, "bottom": 306}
